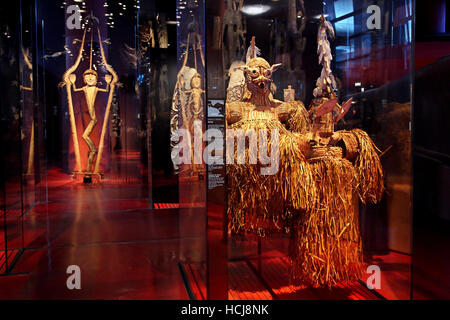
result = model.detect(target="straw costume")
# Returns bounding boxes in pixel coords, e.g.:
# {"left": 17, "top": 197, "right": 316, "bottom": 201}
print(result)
{"left": 226, "top": 37, "right": 314, "bottom": 237}
{"left": 290, "top": 16, "right": 384, "bottom": 287}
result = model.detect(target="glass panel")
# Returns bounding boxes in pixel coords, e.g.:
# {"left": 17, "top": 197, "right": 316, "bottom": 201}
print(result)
{"left": 21, "top": 0, "right": 158, "bottom": 296}
{"left": 36, "top": 1, "right": 150, "bottom": 187}
{"left": 412, "top": 0, "right": 450, "bottom": 300}
{"left": 19, "top": 0, "right": 36, "bottom": 220}
{"left": 172, "top": 0, "right": 208, "bottom": 299}
{"left": 327, "top": 0, "right": 413, "bottom": 300}
{"left": 0, "top": 1, "right": 25, "bottom": 274}
{"left": 215, "top": 0, "right": 413, "bottom": 300}
{"left": 0, "top": 0, "right": 207, "bottom": 299}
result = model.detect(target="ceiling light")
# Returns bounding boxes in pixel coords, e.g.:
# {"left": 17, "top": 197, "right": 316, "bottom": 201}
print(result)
{"left": 241, "top": 4, "right": 271, "bottom": 16}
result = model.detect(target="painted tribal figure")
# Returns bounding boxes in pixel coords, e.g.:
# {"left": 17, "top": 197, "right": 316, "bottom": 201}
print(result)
{"left": 69, "top": 69, "right": 112, "bottom": 176}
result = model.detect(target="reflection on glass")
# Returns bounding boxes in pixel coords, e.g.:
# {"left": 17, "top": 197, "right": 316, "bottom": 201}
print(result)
{"left": 0, "top": 1, "right": 26, "bottom": 274}
{"left": 327, "top": 0, "right": 413, "bottom": 299}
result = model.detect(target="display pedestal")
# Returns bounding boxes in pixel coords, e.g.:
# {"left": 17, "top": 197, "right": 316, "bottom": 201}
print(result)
{"left": 83, "top": 175, "right": 92, "bottom": 184}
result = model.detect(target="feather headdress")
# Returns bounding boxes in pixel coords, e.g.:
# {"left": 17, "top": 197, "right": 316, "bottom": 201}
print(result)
{"left": 246, "top": 36, "right": 261, "bottom": 63}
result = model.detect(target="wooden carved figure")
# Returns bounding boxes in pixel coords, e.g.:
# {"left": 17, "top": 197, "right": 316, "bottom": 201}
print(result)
{"left": 69, "top": 69, "right": 112, "bottom": 178}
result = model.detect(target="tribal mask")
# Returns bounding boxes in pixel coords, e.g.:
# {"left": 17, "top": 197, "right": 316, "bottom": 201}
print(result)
{"left": 243, "top": 57, "right": 281, "bottom": 95}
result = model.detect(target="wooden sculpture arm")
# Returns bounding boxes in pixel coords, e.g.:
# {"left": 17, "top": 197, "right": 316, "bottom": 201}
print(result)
{"left": 97, "top": 85, "right": 109, "bottom": 93}
{"left": 72, "top": 85, "right": 83, "bottom": 92}
{"left": 20, "top": 85, "right": 32, "bottom": 91}
{"left": 69, "top": 74, "right": 83, "bottom": 92}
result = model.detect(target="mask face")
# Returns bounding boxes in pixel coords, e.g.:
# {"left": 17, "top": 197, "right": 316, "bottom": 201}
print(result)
{"left": 191, "top": 74, "right": 201, "bottom": 89}
{"left": 84, "top": 73, "right": 97, "bottom": 86}
{"left": 244, "top": 58, "right": 281, "bottom": 94}
{"left": 245, "top": 66, "right": 271, "bottom": 93}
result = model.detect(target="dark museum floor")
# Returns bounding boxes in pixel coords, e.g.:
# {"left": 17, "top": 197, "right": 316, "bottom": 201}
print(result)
{"left": 0, "top": 167, "right": 206, "bottom": 299}
{"left": 0, "top": 166, "right": 412, "bottom": 300}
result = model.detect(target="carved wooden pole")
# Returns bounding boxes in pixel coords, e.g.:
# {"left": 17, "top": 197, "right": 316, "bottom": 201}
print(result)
{"left": 62, "top": 29, "right": 87, "bottom": 173}
{"left": 94, "top": 27, "right": 118, "bottom": 175}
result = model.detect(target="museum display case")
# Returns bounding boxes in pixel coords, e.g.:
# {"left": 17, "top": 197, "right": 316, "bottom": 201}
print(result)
{"left": 0, "top": 0, "right": 448, "bottom": 301}
{"left": 193, "top": 0, "right": 414, "bottom": 300}
{"left": 0, "top": 0, "right": 208, "bottom": 294}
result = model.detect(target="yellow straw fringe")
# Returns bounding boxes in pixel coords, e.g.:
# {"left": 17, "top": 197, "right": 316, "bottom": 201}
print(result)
{"left": 286, "top": 101, "right": 310, "bottom": 133}
{"left": 227, "top": 119, "right": 316, "bottom": 236}
{"left": 290, "top": 157, "right": 364, "bottom": 287}
{"left": 340, "top": 129, "right": 384, "bottom": 203}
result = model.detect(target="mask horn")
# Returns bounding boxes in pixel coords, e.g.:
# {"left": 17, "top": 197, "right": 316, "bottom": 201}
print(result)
{"left": 271, "top": 63, "right": 282, "bottom": 73}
